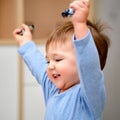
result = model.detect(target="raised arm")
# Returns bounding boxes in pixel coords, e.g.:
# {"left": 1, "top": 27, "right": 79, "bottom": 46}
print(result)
{"left": 70, "top": 0, "right": 90, "bottom": 39}
{"left": 73, "top": 30, "right": 106, "bottom": 118}
{"left": 71, "top": 0, "right": 106, "bottom": 118}
{"left": 13, "top": 24, "right": 47, "bottom": 84}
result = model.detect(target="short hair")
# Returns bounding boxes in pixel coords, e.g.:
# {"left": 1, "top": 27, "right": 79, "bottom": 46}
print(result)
{"left": 87, "top": 20, "right": 110, "bottom": 70}
{"left": 46, "top": 21, "right": 74, "bottom": 51}
{"left": 46, "top": 20, "right": 110, "bottom": 70}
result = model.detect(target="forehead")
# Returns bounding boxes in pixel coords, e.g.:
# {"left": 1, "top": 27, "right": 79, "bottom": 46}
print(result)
{"left": 46, "top": 42, "right": 76, "bottom": 61}
{"left": 46, "top": 37, "right": 74, "bottom": 52}
{"left": 46, "top": 33, "right": 73, "bottom": 50}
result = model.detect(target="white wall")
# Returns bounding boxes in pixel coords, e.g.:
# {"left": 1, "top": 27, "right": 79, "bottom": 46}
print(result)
{"left": 95, "top": 0, "right": 120, "bottom": 120}
{"left": 0, "top": 45, "right": 45, "bottom": 120}
{"left": 0, "top": 46, "right": 18, "bottom": 120}
{"left": 23, "top": 45, "right": 45, "bottom": 120}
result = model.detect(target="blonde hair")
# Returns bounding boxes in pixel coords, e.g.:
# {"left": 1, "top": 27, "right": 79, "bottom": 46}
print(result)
{"left": 46, "top": 20, "right": 110, "bottom": 70}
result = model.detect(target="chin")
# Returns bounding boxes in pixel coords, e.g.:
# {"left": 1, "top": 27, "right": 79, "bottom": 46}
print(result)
{"left": 55, "top": 83, "right": 66, "bottom": 90}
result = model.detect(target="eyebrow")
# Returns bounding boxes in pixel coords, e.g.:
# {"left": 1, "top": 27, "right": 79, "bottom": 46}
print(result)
{"left": 46, "top": 53, "right": 64, "bottom": 59}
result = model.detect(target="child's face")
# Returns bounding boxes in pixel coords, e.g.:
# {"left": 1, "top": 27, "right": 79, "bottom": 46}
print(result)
{"left": 46, "top": 40, "right": 79, "bottom": 93}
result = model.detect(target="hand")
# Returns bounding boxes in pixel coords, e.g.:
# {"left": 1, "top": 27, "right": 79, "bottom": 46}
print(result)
{"left": 69, "top": 0, "right": 90, "bottom": 39}
{"left": 13, "top": 24, "right": 32, "bottom": 46}
{"left": 70, "top": 0, "right": 90, "bottom": 25}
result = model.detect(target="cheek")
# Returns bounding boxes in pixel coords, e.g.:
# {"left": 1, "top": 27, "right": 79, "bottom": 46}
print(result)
{"left": 57, "top": 62, "right": 68, "bottom": 72}
{"left": 59, "top": 61, "right": 77, "bottom": 75}
{"left": 65, "top": 60, "right": 78, "bottom": 77}
{"left": 61, "top": 58, "right": 77, "bottom": 70}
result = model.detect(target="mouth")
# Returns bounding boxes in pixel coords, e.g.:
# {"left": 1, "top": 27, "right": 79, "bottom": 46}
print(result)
{"left": 52, "top": 74, "right": 61, "bottom": 79}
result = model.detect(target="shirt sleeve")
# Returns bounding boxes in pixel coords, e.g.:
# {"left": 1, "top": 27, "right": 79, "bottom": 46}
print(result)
{"left": 18, "top": 41, "right": 47, "bottom": 84}
{"left": 73, "top": 30, "right": 106, "bottom": 118}
{"left": 18, "top": 41, "right": 55, "bottom": 103}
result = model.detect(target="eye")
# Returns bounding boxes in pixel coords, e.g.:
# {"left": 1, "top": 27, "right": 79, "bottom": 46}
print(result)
{"left": 46, "top": 60, "right": 50, "bottom": 64}
{"left": 55, "top": 59, "right": 63, "bottom": 62}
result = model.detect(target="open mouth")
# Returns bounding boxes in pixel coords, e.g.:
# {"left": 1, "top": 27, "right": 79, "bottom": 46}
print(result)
{"left": 52, "top": 74, "right": 61, "bottom": 79}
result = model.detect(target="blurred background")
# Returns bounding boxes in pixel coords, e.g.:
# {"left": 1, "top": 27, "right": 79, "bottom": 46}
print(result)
{"left": 0, "top": 0, "right": 120, "bottom": 120}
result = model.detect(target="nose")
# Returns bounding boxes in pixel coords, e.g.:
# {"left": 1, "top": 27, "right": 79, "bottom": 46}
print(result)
{"left": 47, "top": 62, "right": 55, "bottom": 70}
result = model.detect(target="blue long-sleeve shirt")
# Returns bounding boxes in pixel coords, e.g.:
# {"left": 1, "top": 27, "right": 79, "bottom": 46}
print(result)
{"left": 18, "top": 30, "right": 106, "bottom": 120}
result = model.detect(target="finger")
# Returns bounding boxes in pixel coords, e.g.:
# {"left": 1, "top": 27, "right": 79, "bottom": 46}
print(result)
{"left": 85, "top": 0, "right": 90, "bottom": 8}
{"left": 69, "top": 1, "right": 81, "bottom": 10}
{"left": 70, "top": 0, "right": 90, "bottom": 9}
{"left": 85, "top": 0, "right": 89, "bottom": 2}
{"left": 13, "top": 28, "right": 22, "bottom": 36}
{"left": 77, "top": 0, "right": 90, "bottom": 8}
{"left": 81, "top": 0, "right": 90, "bottom": 8}
{"left": 21, "top": 24, "right": 31, "bottom": 32}
{"left": 12, "top": 29, "right": 23, "bottom": 41}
